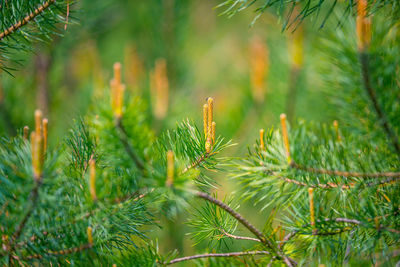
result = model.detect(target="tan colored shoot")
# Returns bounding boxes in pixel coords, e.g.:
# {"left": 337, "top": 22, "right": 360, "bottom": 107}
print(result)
{"left": 34, "top": 109, "right": 42, "bottom": 135}
{"left": 31, "top": 110, "right": 45, "bottom": 180}
{"left": 333, "top": 120, "right": 341, "bottom": 141}
{"left": 151, "top": 59, "right": 169, "bottom": 120}
{"left": 87, "top": 226, "right": 93, "bottom": 246}
{"left": 31, "top": 131, "right": 43, "bottom": 181}
{"left": 250, "top": 37, "right": 269, "bottom": 103}
{"left": 207, "top": 97, "right": 213, "bottom": 136}
{"left": 259, "top": 129, "right": 265, "bottom": 151}
{"left": 356, "top": 0, "right": 371, "bottom": 51}
{"left": 89, "top": 158, "right": 97, "bottom": 201}
{"left": 280, "top": 114, "right": 291, "bottom": 163}
{"left": 308, "top": 188, "right": 316, "bottom": 235}
{"left": 113, "top": 62, "right": 122, "bottom": 86}
{"left": 166, "top": 150, "right": 174, "bottom": 187}
{"left": 111, "top": 63, "right": 125, "bottom": 119}
{"left": 42, "top": 118, "right": 48, "bottom": 152}
{"left": 211, "top": 121, "right": 216, "bottom": 143}
{"left": 205, "top": 97, "right": 214, "bottom": 153}
{"left": 203, "top": 104, "right": 208, "bottom": 138}
{"left": 23, "top": 126, "right": 29, "bottom": 140}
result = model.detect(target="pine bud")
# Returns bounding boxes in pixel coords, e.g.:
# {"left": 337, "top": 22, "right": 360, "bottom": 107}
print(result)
{"left": 250, "top": 37, "right": 269, "bottom": 103}
{"left": 111, "top": 63, "right": 125, "bottom": 119}
{"left": 34, "top": 109, "right": 42, "bottom": 136}
{"left": 280, "top": 114, "right": 291, "bottom": 163}
{"left": 207, "top": 98, "right": 214, "bottom": 138}
{"left": 115, "top": 84, "right": 125, "bottom": 119}
{"left": 87, "top": 226, "right": 93, "bottom": 246}
{"left": 205, "top": 136, "right": 212, "bottom": 153}
{"left": 151, "top": 59, "right": 169, "bottom": 120}
{"left": 211, "top": 121, "right": 216, "bottom": 143}
{"left": 356, "top": 0, "right": 371, "bottom": 51}
{"left": 333, "top": 120, "right": 341, "bottom": 141}
{"left": 89, "top": 158, "right": 97, "bottom": 201}
{"left": 42, "top": 118, "right": 48, "bottom": 152}
{"left": 308, "top": 188, "right": 316, "bottom": 235}
{"left": 166, "top": 150, "right": 174, "bottom": 187}
{"left": 23, "top": 126, "right": 29, "bottom": 140}
{"left": 113, "top": 62, "right": 122, "bottom": 86}
{"left": 259, "top": 128, "right": 265, "bottom": 151}
{"left": 31, "top": 132, "right": 43, "bottom": 181}
{"left": 203, "top": 104, "right": 208, "bottom": 138}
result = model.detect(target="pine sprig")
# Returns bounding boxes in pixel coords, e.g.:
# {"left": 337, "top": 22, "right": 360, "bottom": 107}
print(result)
{"left": 0, "top": 0, "right": 73, "bottom": 72}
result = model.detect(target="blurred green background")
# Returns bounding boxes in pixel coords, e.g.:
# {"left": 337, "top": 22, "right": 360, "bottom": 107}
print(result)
{"left": 0, "top": 0, "right": 339, "bottom": 259}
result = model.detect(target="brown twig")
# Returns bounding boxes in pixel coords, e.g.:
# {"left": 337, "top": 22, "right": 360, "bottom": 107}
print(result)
{"left": 115, "top": 118, "right": 144, "bottom": 171}
{"left": 7, "top": 179, "right": 42, "bottom": 261}
{"left": 180, "top": 152, "right": 212, "bottom": 175}
{"left": 358, "top": 52, "right": 400, "bottom": 156}
{"left": 113, "top": 188, "right": 153, "bottom": 204}
{"left": 278, "top": 174, "right": 398, "bottom": 189}
{"left": 278, "top": 175, "right": 355, "bottom": 189}
{"left": 219, "top": 228, "right": 261, "bottom": 243}
{"left": 165, "top": 250, "right": 271, "bottom": 265}
{"left": 280, "top": 216, "right": 400, "bottom": 249}
{"left": 195, "top": 191, "right": 296, "bottom": 267}
{"left": 0, "top": 0, "right": 56, "bottom": 40}
{"left": 290, "top": 161, "right": 400, "bottom": 179}
{"left": 26, "top": 243, "right": 91, "bottom": 259}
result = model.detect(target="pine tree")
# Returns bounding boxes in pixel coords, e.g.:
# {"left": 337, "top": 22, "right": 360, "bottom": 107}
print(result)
{"left": 1, "top": 0, "right": 400, "bottom": 266}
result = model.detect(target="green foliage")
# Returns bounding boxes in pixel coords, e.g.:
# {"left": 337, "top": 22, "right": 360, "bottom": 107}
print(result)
{"left": 218, "top": 0, "right": 400, "bottom": 28}
{"left": 0, "top": 0, "right": 73, "bottom": 72}
{"left": 1, "top": 0, "right": 400, "bottom": 266}
{"left": 188, "top": 194, "right": 239, "bottom": 248}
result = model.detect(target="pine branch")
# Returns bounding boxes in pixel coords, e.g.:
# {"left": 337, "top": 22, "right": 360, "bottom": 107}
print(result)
{"left": 115, "top": 118, "right": 145, "bottom": 171}
{"left": 290, "top": 161, "right": 400, "bottom": 178}
{"left": 280, "top": 217, "right": 400, "bottom": 248}
{"left": 0, "top": 0, "right": 56, "bottom": 40}
{"left": 165, "top": 250, "right": 271, "bottom": 265}
{"left": 26, "top": 243, "right": 92, "bottom": 259}
{"left": 180, "top": 152, "right": 211, "bottom": 175}
{"left": 277, "top": 175, "right": 398, "bottom": 189}
{"left": 195, "top": 191, "right": 296, "bottom": 267}
{"left": 7, "top": 179, "right": 42, "bottom": 260}
{"left": 358, "top": 52, "right": 400, "bottom": 156}
{"left": 113, "top": 188, "right": 153, "bottom": 204}
{"left": 219, "top": 228, "right": 261, "bottom": 243}
{"left": 278, "top": 175, "right": 354, "bottom": 189}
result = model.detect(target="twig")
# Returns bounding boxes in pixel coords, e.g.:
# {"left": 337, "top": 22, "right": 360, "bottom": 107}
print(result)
{"left": 280, "top": 216, "right": 400, "bottom": 249}
{"left": 113, "top": 188, "right": 154, "bottom": 204}
{"left": 219, "top": 228, "right": 261, "bottom": 243}
{"left": 290, "top": 161, "right": 400, "bottom": 178}
{"left": 26, "top": 243, "right": 91, "bottom": 259}
{"left": 180, "top": 152, "right": 212, "bottom": 175}
{"left": 278, "top": 175, "right": 355, "bottom": 189}
{"left": 195, "top": 191, "right": 296, "bottom": 267}
{"left": 7, "top": 179, "right": 42, "bottom": 260}
{"left": 115, "top": 118, "right": 144, "bottom": 171}
{"left": 165, "top": 250, "right": 271, "bottom": 265}
{"left": 0, "top": 0, "right": 56, "bottom": 40}
{"left": 359, "top": 52, "right": 400, "bottom": 156}
{"left": 276, "top": 173, "right": 398, "bottom": 189}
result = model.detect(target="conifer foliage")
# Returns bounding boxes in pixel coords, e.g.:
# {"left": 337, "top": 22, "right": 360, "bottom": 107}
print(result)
{"left": 1, "top": 0, "right": 400, "bottom": 266}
